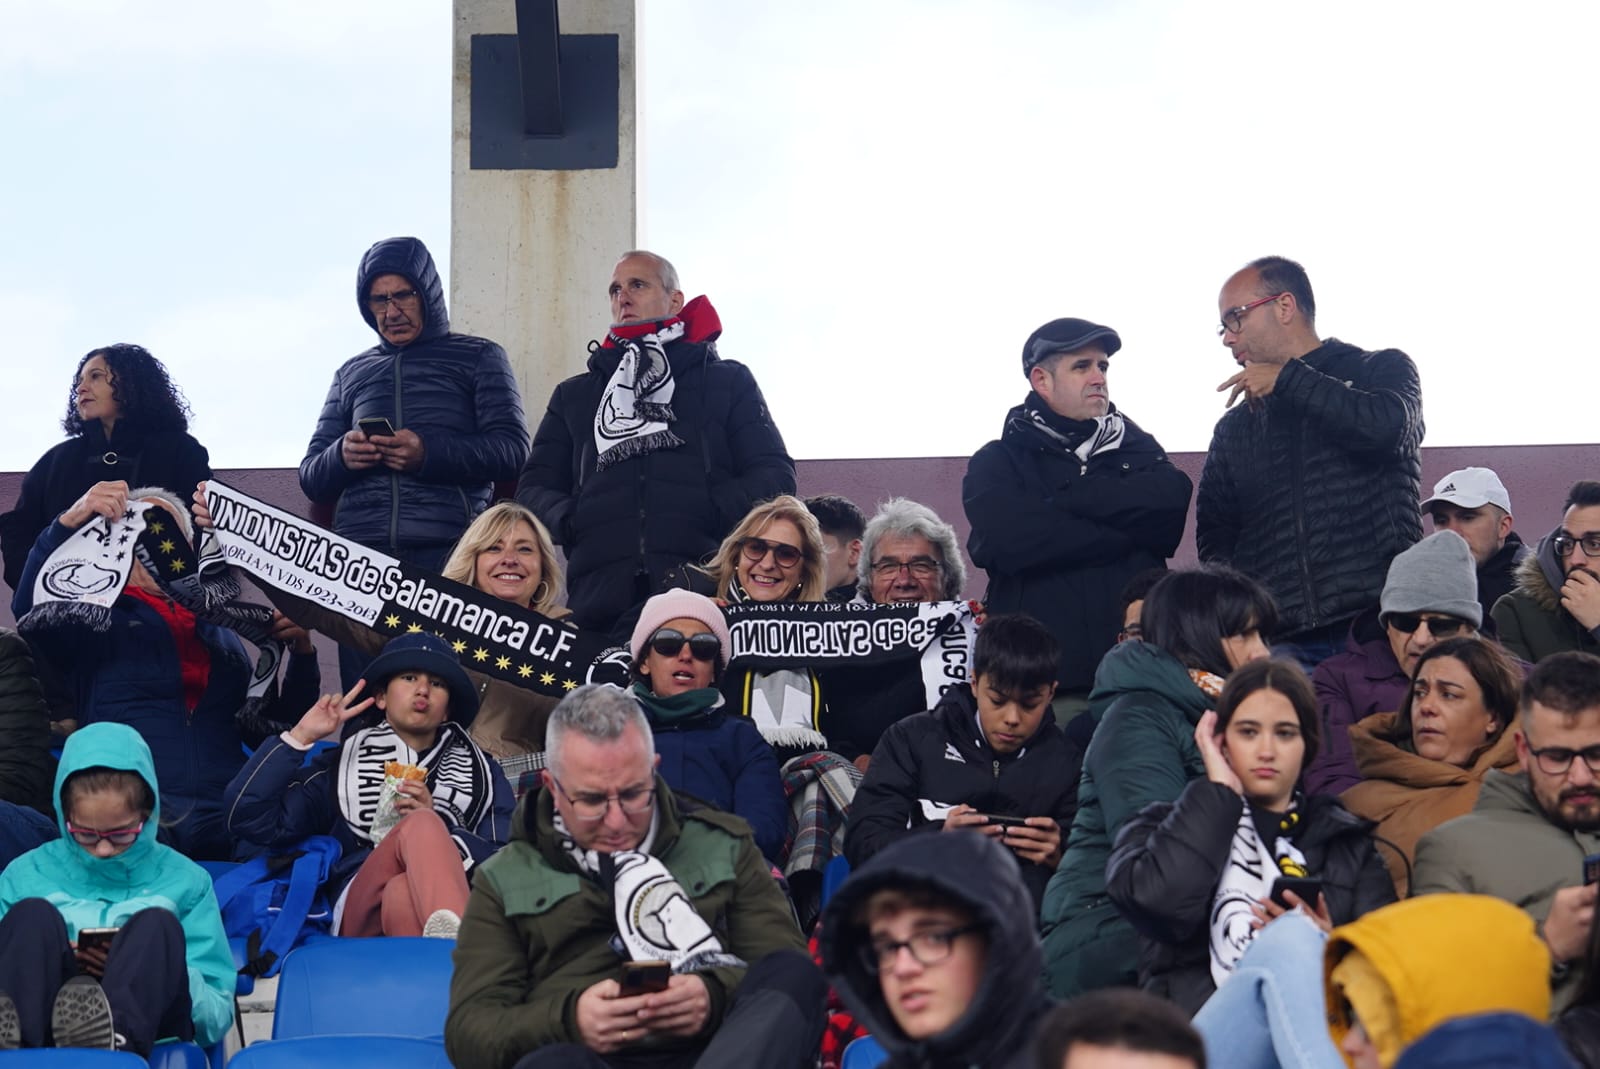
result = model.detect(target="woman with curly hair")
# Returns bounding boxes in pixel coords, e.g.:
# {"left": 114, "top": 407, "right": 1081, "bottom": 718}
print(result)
{"left": 1, "top": 344, "right": 211, "bottom": 593}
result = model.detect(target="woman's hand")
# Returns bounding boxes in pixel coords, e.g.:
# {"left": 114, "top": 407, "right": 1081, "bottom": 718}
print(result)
{"left": 60, "top": 481, "right": 130, "bottom": 530}
{"left": 1252, "top": 890, "right": 1334, "bottom": 934}
{"left": 1195, "top": 710, "right": 1243, "bottom": 794}
{"left": 392, "top": 778, "right": 435, "bottom": 815}
{"left": 191, "top": 481, "right": 214, "bottom": 529}
{"left": 289, "top": 680, "right": 374, "bottom": 747}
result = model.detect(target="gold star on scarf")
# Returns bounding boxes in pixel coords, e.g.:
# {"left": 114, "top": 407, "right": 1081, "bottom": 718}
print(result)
{"left": 384, "top": 614, "right": 402, "bottom": 629}
{"left": 561, "top": 679, "right": 577, "bottom": 690}
{"left": 517, "top": 664, "right": 533, "bottom": 678}
{"left": 159, "top": 539, "right": 176, "bottom": 553}
{"left": 406, "top": 623, "right": 423, "bottom": 633}
{"left": 473, "top": 648, "right": 489, "bottom": 662}
{"left": 451, "top": 639, "right": 467, "bottom": 653}
{"left": 148, "top": 520, "right": 165, "bottom": 534}
{"left": 169, "top": 558, "right": 186, "bottom": 573}
{"left": 495, "top": 655, "right": 511, "bottom": 670}
{"left": 539, "top": 672, "right": 556, "bottom": 686}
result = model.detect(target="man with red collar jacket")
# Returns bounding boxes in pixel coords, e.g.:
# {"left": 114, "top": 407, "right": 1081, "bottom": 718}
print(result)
{"left": 517, "top": 250, "right": 795, "bottom": 641}
{"left": 300, "top": 236, "right": 530, "bottom": 575}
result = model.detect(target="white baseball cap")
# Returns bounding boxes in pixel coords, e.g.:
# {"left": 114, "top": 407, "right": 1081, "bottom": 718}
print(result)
{"left": 1421, "top": 467, "right": 1512, "bottom": 514}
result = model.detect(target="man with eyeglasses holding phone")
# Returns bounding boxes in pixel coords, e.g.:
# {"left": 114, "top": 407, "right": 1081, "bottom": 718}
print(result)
{"left": 301, "top": 236, "right": 531, "bottom": 686}
{"left": 1305, "top": 531, "right": 1488, "bottom": 795}
{"left": 446, "top": 683, "right": 825, "bottom": 1069}
{"left": 963, "top": 318, "right": 1191, "bottom": 720}
{"left": 1197, "top": 256, "right": 1424, "bottom": 671}
{"left": 1414, "top": 652, "right": 1600, "bottom": 1013}
{"left": 1494, "top": 480, "right": 1600, "bottom": 664}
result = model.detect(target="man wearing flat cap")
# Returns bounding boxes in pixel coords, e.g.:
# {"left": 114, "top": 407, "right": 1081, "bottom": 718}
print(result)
{"left": 962, "top": 318, "right": 1192, "bottom": 715}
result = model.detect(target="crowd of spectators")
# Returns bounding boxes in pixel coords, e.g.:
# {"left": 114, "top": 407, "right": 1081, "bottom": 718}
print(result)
{"left": 1, "top": 246, "right": 1598, "bottom": 1068}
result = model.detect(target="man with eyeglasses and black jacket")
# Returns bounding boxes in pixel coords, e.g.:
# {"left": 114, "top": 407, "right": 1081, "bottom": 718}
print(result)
{"left": 1414, "top": 651, "right": 1600, "bottom": 1014}
{"left": 1494, "top": 480, "right": 1600, "bottom": 664}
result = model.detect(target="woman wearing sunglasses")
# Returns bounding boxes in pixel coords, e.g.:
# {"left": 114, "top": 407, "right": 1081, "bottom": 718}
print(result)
{"left": 1340, "top": 635, "right": 1523, "bottom": 896}
{"left": 628, "top": 589, "right": 787, "bottom": 864}
{"left": 0, "top": 723, "right": 233, "bottom": 1055}
{"left": 693, "top": 496, "right": 832, "bottom": 762}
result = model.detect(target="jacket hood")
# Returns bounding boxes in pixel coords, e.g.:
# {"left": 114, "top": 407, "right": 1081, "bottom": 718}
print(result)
{"left": 1088, "top": 640, "right": 1211, "bottom": 725}
{"left": 1324, "top": 894, "right": 1550, "bottom": 1066}
{"left": 1348, "top": 711, "right": 1519, "bottom": 789}
{"left": 1473, "top": 768, "right": 1542, "bottom": 817}
{"left": 1393, "top": 1012, "right": 1578, "bottom": 1069}
{"left": 820, "top": 832, "right": 1050, "bottom": 1066}
{"left": 356, "top": 236, "right": 449, "bottom": 346}
{"left": 1516, "top": 526, "right": 1570, "bottom": 614}
{"left": 51, "top": 722, "right": 163, "bottom": 881}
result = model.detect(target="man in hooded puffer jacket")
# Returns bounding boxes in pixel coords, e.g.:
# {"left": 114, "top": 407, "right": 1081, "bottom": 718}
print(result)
{"left": 820, "top": 832, "right": 1054, "bottom": 1069}
{"left": 300, "top": 236, "right": 531, "bottom": 684}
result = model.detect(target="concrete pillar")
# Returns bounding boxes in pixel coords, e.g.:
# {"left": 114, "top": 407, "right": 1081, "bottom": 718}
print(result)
{"left": 449, "top": 0, "right": 638, "bottom": 417}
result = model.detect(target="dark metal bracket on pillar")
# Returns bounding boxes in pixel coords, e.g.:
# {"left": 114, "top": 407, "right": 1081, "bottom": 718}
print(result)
{"left": 469, "top": 0, "right": 619, "bottom": 170}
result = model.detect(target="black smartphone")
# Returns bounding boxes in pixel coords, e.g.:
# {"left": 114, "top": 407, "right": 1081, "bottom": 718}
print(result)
{"left": 1269, "top": 876, "right": 1323, "bottom": 909}
{"left": 76, "top": 927, "right": 120, "bottom": 953}
{"left": 1583, "top": 853, "right": 1600, "bottom": 885}
{"left": 357, "top": 416, "right": 396, "bottom": 438}
{"left": 618, "top": 960, "right": 671, "bottom": 996}
{"left": 982, "top": 814, "right": 1029, "bottom": 828}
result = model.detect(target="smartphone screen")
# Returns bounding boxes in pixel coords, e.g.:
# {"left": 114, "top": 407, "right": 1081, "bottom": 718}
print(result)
{"left": 1583, "top": 853, "right": 1600, "bottom": 885}
{"left": 76, "top": 927, "right": 120, "bottom": 952}
{"left": 358, "top": 416, "right": 396, "bottom": 438}
{"left": 1269, "top": 877, "right": 1323, "bottom": 910}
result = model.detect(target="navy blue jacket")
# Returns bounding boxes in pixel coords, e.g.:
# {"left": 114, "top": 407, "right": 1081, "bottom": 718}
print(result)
{"left": 14, "top": 520, "right": 320, "bottom": 860}
{"left": 300, "top": 237, "right": 530, "bottom": 551}
{"left": 644, "top": 694, "right": 788, "bottom": 865}
{"left": 517, "top": 321, "right": 794, "bottom": 636}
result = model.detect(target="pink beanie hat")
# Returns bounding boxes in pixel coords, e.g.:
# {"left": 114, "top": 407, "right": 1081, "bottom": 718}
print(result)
{"left": 629, "top": 589, "right": 732, "bottom": 668}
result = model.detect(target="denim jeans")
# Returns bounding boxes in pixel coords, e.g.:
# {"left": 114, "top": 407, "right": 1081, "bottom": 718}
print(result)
{"left": 1191, "top": 911, "right": 1344, "bottom": 1069}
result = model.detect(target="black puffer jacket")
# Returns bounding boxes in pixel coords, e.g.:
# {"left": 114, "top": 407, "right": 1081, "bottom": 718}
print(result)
{"left": 0, "top": 628, "right": 54, "bottom": 813}
{"left": 1196, "top": 339, "right": 1424, "bottom": 635}
{"left": 845, "top": 683, "right": 1081, "bottom": 909}
{"left": 299, "top": 237, "right": 530, "bottom": 551}
{"left": 965, "top": 401, "right": 1191, "bottom": 691}
{"left": 1, "top": 424, "right": 211, "bottom": 593}
{"left": 1106, "top": 778, "right": 1395, "bottom": 1015}
{"left": 516, "top": 300, "right": 794, "bottom": 635}
{"left": 821, "top": 832, "right": 1055, "bottom": 1069}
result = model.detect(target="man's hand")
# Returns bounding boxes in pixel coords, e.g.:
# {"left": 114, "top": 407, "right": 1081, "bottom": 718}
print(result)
{"left": 74, "top": 942, "right": 110, "bottom": 980}
{"left": 574, "top": 979, "right": 654, "bottom": 1054}
{"left": 60, "top": 481, "right": 130, "bottom": 530}
{"left": 943, "top": 804, "right": 1002, "bottom": 838}
{"left": 997, "top": 818, "right": 1062, "bottom": 867}
{"left": 1217, "top": 362, "right": 1285, "bottom": 408}
{"left": 636, "top": 974, "right": 711, "bottom": 1039}
{"left": 373, "top": 428, "right": 426, "bottom": 473}
{"left": 269, "top": 611, "right": 315, "bottom": 655}
{"left": 341, "top": 430, "right": 383, "bottom": 471}
{"left": 1543, "top": 883, "right": 1598, "bottom": 963}
{"left": 1562, "top": 568, "right": 1600, "bottom": 631}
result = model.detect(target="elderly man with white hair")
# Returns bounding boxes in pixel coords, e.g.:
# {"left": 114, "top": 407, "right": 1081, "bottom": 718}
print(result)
{"left": 11, "top": 479, "right": 319, "bottom": 860}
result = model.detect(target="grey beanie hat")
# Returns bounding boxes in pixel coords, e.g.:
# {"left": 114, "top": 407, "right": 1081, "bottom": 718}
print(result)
{"left": 1379, "top": 530, "right": 1482, "bottom": 628}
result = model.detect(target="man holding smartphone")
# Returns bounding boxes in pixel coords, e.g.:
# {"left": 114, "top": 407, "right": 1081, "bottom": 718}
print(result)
{"left": 300, "top": 236, "right": 531, "bottom": 686}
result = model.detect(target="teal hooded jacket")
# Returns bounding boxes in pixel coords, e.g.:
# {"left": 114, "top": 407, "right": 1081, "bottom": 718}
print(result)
{"left": 0, "top": 722, "right": 235, "bottom": 1046}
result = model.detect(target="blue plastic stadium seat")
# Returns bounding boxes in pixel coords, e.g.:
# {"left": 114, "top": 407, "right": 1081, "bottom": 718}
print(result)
{"left": 841, "top": 1034, "right": 889, "bottom": 1069}
{"left": 226, "top": 1036, "right": 451, "bottom": 1069}
{"left": 0, "top": 1052, "right": 147, "bottom": 1067}
{"left": 271, "top": 937, "right": 455, "bottom": 1040}
{"left": 820, "top": 854, "right": 852, "bottom": 908}
{"left": 146, "top": 1040, "right": 211, "bottom": 1069}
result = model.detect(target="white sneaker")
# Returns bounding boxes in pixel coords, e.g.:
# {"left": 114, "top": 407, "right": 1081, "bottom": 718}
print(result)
{"left": 422, "top": 909, "right": 461, "bottom": 940}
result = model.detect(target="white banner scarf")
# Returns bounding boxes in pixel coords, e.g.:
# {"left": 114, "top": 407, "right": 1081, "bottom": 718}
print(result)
{"left": 594, "top": 320, "right": 687, "bottom": 471}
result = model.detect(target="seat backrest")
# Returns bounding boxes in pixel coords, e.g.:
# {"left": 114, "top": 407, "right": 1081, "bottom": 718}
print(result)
{"left": 228, "top": 1036, "right": 452, "bottom": 1069}
{"left": 271, "top": 937, "right": 455, "bottom": 1040}
{"left": 841, "top": 1034, "right": 889, "bottom": 1069}
{"left": 0, "top": 1053, "right": 148, "bottom": 1067}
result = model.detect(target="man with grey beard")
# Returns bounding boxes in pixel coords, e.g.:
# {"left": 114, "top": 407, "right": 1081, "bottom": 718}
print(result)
{"left": 1413, "top": 651, "right": 1600, "bottom": 1012}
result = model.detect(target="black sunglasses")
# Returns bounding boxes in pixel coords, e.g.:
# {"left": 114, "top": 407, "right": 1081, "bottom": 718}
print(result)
{"left": 740, "top": 537, "right": 803, "bottom": 569}
{"left": 1384, "top": 612, "right": 1471, "bottom": 638}
{"left": 648, "top": 628, "right": 721, "bottom": 662}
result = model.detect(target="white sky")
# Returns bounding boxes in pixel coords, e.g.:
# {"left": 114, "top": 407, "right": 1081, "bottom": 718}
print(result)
{"left": 3, "top": 0, "right": 1597, "bottom": 473}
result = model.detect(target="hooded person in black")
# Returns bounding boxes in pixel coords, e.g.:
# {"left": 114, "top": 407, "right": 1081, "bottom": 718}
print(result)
{"left": 821, "top": 832, "right": 1053, "bottom": 1069}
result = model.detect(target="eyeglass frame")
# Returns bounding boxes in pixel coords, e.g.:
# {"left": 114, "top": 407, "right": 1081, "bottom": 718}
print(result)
{"left": 65, "top": 820, "right": 145, "bottom": 847}
{"left": 1525, "top": 743, "right": 1600, "bottom": 777}
{"left": 859, "top": 922, "right": 984, "bottom": 974}
{"left": 1217, "top": 292, "right": 1288, "bottom": 337}
{"left": 549, "top": 775, "right": 657, "bottom": 823}
{"left": 647, "top": 628, "right": 722, "bottom": 663}
{"left": 869, "top": 556, "right": 943, "bottom": 580}
{"left": 739, "top": 536, "right": 804, "bottom": 569}
{"left": 1381, "top": 612, "right": 1472, "bottom": 638}
{"left": 1553, "top": 532, "right": 1600, "bottom": 558}
{"left": 366, "top": 288, "right": 422, "bottom": 310}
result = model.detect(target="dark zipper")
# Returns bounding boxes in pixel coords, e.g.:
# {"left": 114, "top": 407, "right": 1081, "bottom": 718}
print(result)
{"left": 389, "top": 353, "right": 404, "bottom": 548}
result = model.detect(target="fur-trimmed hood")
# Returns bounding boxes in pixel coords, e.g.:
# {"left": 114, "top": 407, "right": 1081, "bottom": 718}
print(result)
{"left": 1510, "top": 527, "right": 1568, "bottom": 614}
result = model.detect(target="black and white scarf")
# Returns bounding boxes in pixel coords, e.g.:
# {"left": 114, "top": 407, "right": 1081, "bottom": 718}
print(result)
{"left": 725, "top": 578, "right": 828, "bottom": 750}
{"left": 19, "top": 497, "right": 287, "bottom": 734}
{"left": 555, "top": 807, "right": 744, "bottom": 973}
{"left": 337, "top": 720, "right": 495, "bottom": 867}
{"left": 1208, "top": 799, "right": 1309, "bottom": 987}
{"left": 594, "top": 319, "right": 687, "bottom": 471}
{"left": 1008, "top": 395, "right": 1126, "bottom": 469}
